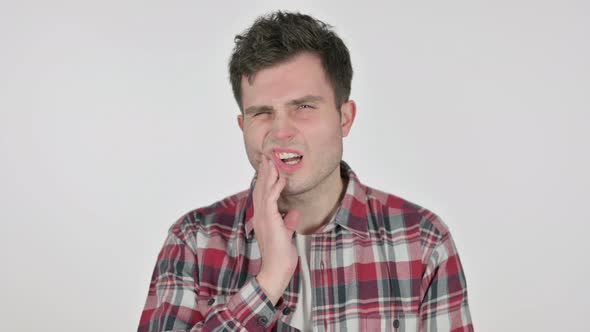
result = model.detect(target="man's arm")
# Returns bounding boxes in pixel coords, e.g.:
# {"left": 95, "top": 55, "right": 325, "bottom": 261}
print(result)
{"left": 137, "top": 230, "right": 281, "bottom": 332}
{"left": 419, "top": 231, "right": 474, "bottom": 331}
{"left": 138, "top": 157, "right": 299, "bottom": 332}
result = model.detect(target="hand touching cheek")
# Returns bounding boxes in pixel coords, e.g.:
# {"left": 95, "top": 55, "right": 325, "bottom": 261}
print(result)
{"left": 252, "top": 156, "right": 300, "bottom": 304}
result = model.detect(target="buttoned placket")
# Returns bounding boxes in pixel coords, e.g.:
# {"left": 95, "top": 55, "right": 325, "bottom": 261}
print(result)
{"left": 318, "top": 233, "right": 330, "bottom": 332}
{"left": 309, "top": 233, "right": 317, "bottom": 331}
{"left": 280, "top": 263, "right": 299, "bottom": 327}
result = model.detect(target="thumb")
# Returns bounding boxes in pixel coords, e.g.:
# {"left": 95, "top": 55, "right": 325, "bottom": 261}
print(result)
{"left": 283, "top": 209, "right": 300, "bottom": 232}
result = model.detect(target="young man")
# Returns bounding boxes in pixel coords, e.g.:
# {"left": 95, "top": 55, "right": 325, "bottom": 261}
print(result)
{"left": 138, "top": 11, "right": 473, "bottom": 332}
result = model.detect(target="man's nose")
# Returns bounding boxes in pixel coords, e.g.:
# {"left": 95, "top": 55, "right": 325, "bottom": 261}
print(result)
{"left": 270, "top": 112, "right": 297, "bottom": 141}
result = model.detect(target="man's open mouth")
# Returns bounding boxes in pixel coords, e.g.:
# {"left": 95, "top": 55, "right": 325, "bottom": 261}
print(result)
{"left": 275, "top": 152, "right": 303, "bottom": 165}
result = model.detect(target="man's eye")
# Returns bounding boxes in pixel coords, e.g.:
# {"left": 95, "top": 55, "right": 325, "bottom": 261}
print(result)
{"left": 298, "top": 104, "right": 314, "bottom": 109}
{"left": 254, "top": 111, "right": 270, "bottom": 117}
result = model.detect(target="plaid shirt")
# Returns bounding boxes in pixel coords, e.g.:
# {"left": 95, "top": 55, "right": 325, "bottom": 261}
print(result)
{"left": 138, "top": 161, "right": 473, "bottom": 331}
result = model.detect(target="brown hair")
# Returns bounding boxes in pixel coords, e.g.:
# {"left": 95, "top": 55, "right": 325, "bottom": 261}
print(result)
{"left": 229, "top": 11, "right": 353, "bottom": 112}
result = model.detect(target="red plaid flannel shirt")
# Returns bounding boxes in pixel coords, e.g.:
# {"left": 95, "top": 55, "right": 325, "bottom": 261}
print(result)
{"left": 138, "top": 161, "right": 473, "bottom": 331}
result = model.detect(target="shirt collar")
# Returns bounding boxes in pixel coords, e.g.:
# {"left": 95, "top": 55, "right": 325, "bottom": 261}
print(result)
{"left": 243, "top": 160, "right": 370, "bottom": 239}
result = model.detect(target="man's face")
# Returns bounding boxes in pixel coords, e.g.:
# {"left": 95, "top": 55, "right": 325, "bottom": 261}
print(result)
{"left": 237, "top": 52, "right": 355, "bottom": 196}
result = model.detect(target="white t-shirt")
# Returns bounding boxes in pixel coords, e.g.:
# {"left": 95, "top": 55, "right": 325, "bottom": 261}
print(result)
{"left": 290, "top": 234, "right": 313, "bottom": 331}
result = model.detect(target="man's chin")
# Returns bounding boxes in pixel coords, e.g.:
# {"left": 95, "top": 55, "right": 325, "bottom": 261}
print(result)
{"left": 280, "top": 182, "right": 311, "bottom": 198}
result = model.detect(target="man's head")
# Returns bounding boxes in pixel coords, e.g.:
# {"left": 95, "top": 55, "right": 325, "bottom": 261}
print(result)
{"left": 232, "top": 11, "right": 356, "bottom": 198}
{"left": 229, "top": 11, "right": 353, "bottom": 112}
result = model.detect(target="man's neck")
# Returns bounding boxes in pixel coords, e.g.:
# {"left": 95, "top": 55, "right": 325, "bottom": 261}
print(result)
{"left": 277, "top": 168, "right": 348, "bottom": 235}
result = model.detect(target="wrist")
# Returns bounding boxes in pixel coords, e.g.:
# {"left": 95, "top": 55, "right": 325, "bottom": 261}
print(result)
{"left": 256, "top": 271, "right": 290, "bottom": 305}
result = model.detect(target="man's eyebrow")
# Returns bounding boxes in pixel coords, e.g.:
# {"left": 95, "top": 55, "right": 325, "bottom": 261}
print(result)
{"left": 286, "top": 95, "right": 324, "bottom": 106}
{"left": 244, "top": 105, "right": 274, "bottom": 115}
{"left": 243, "top": 95, "right": 325, "bottom": 115}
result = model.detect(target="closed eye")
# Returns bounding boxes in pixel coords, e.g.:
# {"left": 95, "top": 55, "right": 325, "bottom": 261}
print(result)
{"left": 253, "top": 111, "right": 271, "bottom": 117}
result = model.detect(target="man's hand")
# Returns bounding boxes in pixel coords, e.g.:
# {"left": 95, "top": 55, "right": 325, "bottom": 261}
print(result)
{"left": 253, "top": 155, "right": 300, "bottom": 305}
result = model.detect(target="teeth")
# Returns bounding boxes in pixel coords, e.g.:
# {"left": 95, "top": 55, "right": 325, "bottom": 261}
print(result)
{"left": 277, "top": 152, "right": 302, "bottom": 159}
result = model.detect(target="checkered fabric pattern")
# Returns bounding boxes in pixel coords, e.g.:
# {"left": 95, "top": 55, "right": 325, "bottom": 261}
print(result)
{"left": 138, "top": 161, "right": 473, "bottom": 331}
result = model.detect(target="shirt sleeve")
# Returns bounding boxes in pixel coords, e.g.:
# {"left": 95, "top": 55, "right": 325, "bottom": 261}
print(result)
{"left": 137, "top": 231, "right": 280, "bottom": 332}
{"left": 419, "top": 233, "right": 474, "bottom": 332}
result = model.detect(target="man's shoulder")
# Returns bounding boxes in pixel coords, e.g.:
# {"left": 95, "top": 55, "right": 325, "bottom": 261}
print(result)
{"left": 167, "top": 189, "right": 250, "bottom": 240}
{"left": 363, "top": 184, "right": 451, "bottom": 243}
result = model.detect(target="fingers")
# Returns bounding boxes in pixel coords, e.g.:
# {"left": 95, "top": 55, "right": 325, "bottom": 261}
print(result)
{"left": 266, "top": 157, "right": 285, "bottom": 210}
{"left": 257, "top": 155, "right": 279, "bottom": 192}
{"left": 265, "top": 156, "right": 279, "bottom": 192}
{"left": 255, "top": 155, "right": 267, "bottom": 189}
{"left": 268, "top": 172, "right": 286, "bottom": 203}
{"left": 254, "top": 155, "right": 283, "bottom": 212}
{"left": 253, "top": 156, "right": 297, "bottom": 236}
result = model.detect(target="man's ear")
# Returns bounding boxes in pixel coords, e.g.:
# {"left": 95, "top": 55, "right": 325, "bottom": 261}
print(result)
{"left": 340, "top": 100, "right": 356, "bottom": 137}
{"left": 237, "top": 114, "right": 244, "bottom": 131}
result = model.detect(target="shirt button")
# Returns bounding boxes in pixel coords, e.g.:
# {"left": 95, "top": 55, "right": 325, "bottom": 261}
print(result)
{"left": 207, "top": 298, "right": 215, "bottom": 306}
{"left": 257, "top": 315, "right": 269, "bottom": 326}
{"left": 393, "top": 319, "right": 400, "bottom": 328}
{"left": 282, "top": 307, "right": 292, "bottom": 315}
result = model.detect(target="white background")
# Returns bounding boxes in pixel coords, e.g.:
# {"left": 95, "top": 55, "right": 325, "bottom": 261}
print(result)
{"left": 1, "top": 1, "right": 588, "bottom": 331}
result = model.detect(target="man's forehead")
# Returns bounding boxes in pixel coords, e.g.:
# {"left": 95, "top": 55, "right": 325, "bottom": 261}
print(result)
{"left": 240, "top": 63, "right": 332, "bottom": 108}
